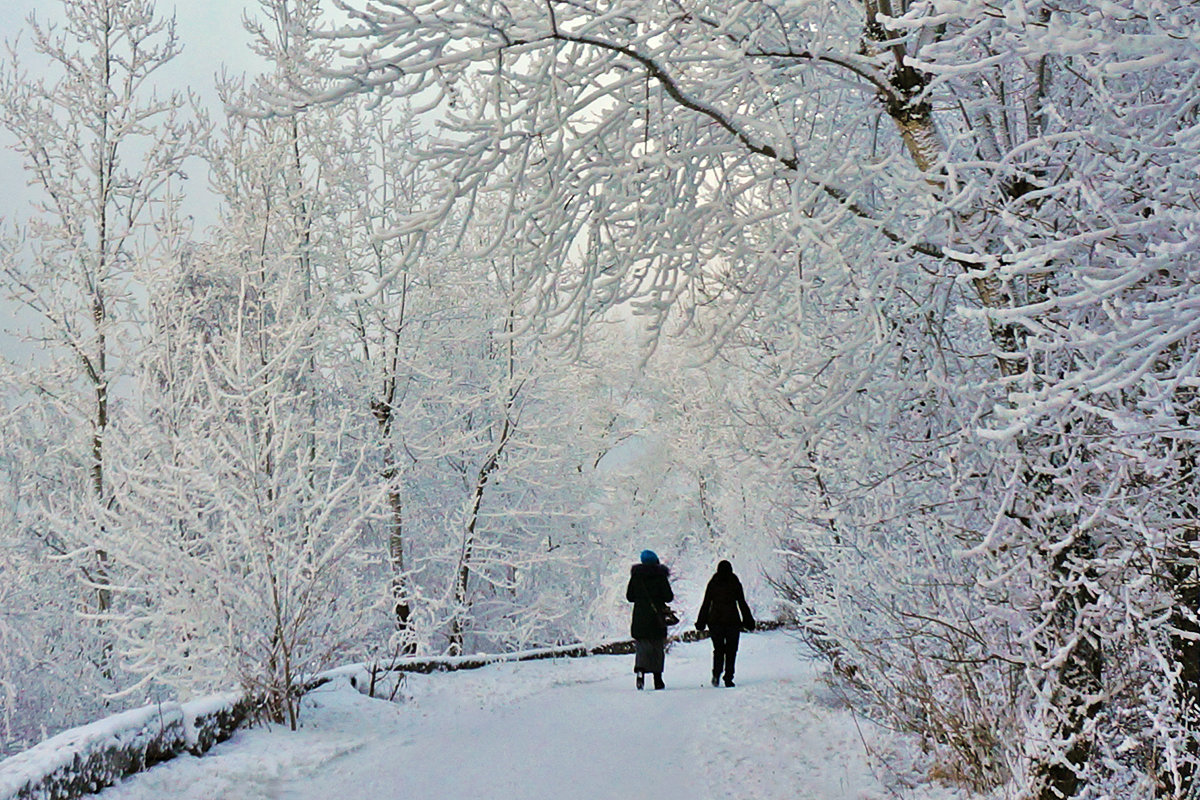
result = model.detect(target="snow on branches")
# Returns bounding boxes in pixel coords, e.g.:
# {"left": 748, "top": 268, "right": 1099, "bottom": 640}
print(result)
{"left": 294, "top": 0, "right": 1200, "bottom": 795}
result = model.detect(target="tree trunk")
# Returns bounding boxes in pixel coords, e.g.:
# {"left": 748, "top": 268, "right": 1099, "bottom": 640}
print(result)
{"left": 450, "top": 300, "right": 518, "bottom": 655}
{"left": 1026, "top": 488, "right": 1103, "bottom": 800}
{"left": 383, "top": 446, "right": 415, "bottom": 653}
{"left": 449, "top": 458, "right": 490, "bottom": 656}
{"left": 1162, "top": 428, "right": 1200, "bottom": 797}
{"left": 862, "top": 8, "right": 1102, "bottom": 794}
{"left": 373, "top": 357, "right": 416, "bottom": 651}
{"left": 91, "top": 8, "right": 115, "bottom": 673}
{"left": 698, "top": 471, "right": 719, "bottom": 541}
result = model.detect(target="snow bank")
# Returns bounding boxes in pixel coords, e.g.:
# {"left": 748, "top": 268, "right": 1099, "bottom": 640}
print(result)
{"left": 93, "top": 629, "right": 954, "bottom": 800}
{"left": 0, "top": 693, "right": 248, "bottom": 800}
{"left": 180, "top": 694, "right": 251, "bottom": 756}
{"left": 0, "top": 703, "right": 184, "bottom": 800}
{"left": 2, "top": 624, "right": 788, "bottom": 800}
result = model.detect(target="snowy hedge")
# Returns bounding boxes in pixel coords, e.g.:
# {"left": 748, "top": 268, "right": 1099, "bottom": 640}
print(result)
{"left": 0, "top": 693, "right": 248, "bottom": 800}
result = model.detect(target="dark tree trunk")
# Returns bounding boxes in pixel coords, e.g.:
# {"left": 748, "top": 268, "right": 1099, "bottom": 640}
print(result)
{"left": 1161, "top": 426, "right": 1200, "bottom": 797}
{"left": 1021, "top": 461, "right": 1103, "bottom": 800}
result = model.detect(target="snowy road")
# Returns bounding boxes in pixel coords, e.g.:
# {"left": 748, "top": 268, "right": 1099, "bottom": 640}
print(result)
{"left": 95, "top": 632, "right": 952, "bottom": 800}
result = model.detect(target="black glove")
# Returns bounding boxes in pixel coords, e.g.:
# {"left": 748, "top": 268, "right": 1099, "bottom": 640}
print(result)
{"left": 744, "top": 621, "right": 756, "bottom": 632}
{"left": 695, "top": 622, "right": 705, "bottom": 631}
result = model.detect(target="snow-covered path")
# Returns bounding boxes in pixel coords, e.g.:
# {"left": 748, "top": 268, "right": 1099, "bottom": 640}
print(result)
{"left": 95, "top": 632, "right": 952, "bottom": 800}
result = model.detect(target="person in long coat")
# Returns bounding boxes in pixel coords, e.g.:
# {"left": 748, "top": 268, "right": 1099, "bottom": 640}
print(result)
{"left": 695, "top": 559, "right": 755, "bottom": 687}
{"left": 626, "top": 549, "right": 674, "bottom": 690}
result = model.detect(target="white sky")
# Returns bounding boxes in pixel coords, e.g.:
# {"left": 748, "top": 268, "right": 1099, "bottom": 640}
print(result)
{"left": 0, "top": 0, "right": 264, "bottom": 104}
{"left": 0, "top": 0, "right": 265, "bottom": 362}
{"left": 0, "top": 0, "right": 264, "bottom": 230}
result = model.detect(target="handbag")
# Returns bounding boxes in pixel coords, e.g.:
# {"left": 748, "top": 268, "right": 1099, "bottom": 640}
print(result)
{"left": 638, "top": 572, "right": 681, "bottom": 628}
{"left": 658, "top": 605, "right": 681, "bottom": 627}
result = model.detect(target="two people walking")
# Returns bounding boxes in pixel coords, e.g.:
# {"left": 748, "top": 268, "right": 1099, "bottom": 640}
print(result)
{"left": 626, "top": 553, "right": 755, "bottom": 690}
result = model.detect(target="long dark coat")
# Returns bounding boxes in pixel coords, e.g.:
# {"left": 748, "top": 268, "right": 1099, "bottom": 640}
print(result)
{"left": 626, "top": 562, "right": 674, "bottom": 640}
{"left": 696, "top": 562, "right": 755, "bottom": 630}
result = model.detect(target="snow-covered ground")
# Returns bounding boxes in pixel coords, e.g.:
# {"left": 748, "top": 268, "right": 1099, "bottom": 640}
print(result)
{"left": 94, "top": 631, "right": 971, "bottom": 800}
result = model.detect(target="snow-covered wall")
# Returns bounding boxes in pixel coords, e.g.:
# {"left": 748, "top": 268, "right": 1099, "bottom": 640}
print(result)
{"left": 314, "top": 624, "right": 786, "bottom": 697}
{"left": 0, "top": 694, "right": 248, "bottom": 800}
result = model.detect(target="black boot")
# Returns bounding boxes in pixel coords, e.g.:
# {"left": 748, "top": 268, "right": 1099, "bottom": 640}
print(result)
{"left": 653, "top": 673, "right": 665, "bottom": 690}
{"left": 711, "top": 672, "right": 720, "bottom": 687}
{"left": 636, "top": 673, "right": 645, "bottom": 690}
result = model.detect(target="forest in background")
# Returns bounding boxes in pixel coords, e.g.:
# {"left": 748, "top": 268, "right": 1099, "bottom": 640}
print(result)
{"left": 1, "top": 1, "right": 1198, "bottom": 798}
{"left": 0, "top": 0, "right": 782, "bottom": 755}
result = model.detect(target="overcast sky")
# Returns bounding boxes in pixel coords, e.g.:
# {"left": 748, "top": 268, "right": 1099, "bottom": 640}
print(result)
{"left": 0, "top": 1, "right": 267, "bottom": 361}
{"left": 0, "top": 0, "right": 264, "bottom": 230}
{"left": 0, "top": 0, "right": 263, "bottom": 102}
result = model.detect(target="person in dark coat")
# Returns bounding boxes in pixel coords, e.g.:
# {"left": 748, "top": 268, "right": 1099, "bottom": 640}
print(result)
{"left": 695, "top": 559, "right": 755, "bottom": 687}
{"left": 626, "top": 549, "right": 674, "bottom": 690}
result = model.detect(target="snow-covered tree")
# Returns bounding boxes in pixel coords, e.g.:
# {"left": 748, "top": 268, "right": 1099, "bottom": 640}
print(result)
{"left": 0, "top": 0, "right": 199, "bottom": 659}
{"left": 315, "top": 96, "right": 441, "bottom": 654}
{"left": 285, "top": 0, "right": 1200, "bottom": 795}
{"left": 0, "top": 1, "right": 203, "bottom": 748}
{"left": 91, "top": 0, "right": 385, "bottom": 726}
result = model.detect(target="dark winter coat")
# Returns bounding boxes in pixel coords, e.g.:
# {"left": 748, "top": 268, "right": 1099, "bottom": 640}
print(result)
{"left": 626, "top": 562, "right": 674, "bottom": 640}
{"left": 696, "top": 561, "right": 755, "bottom": 631}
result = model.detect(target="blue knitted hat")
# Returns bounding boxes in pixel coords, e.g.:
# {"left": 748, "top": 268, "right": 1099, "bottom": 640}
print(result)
{"left": 640, "top": 549, "right": 659, "bottom": 565}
